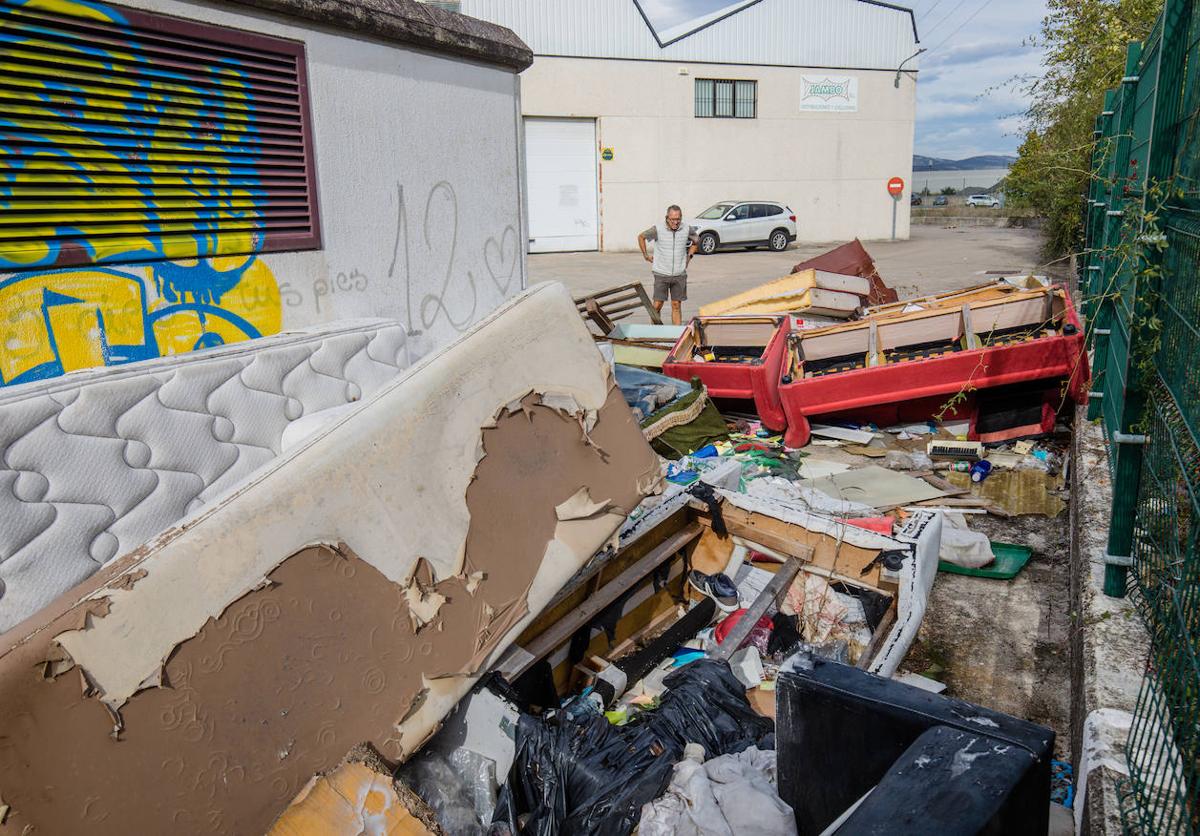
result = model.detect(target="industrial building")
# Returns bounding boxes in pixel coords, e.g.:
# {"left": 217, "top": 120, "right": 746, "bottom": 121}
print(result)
{"left": 458, "top": 0, "right": 921, "bottom": 252}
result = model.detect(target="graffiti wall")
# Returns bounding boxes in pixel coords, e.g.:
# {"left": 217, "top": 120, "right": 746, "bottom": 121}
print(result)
{"left": 1, "top": 0, "right": 527, "bottom": 386}
{"left": 0, "top": 0, "right": 286, "bottom": 386}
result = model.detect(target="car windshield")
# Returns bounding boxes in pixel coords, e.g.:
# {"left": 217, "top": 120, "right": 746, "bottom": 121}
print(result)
{"left": 698, "top": 203, "right": 736, "bottom": 219}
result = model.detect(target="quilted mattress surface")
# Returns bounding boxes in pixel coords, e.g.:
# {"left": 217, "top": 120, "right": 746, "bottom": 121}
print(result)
{"left": 0, "top": 320, "right": 410, "bottom": 633}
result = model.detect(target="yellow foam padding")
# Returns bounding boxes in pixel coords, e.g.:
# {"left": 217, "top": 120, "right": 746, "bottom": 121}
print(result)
{"left": 699, "top": 270, "right": 860, "bottom": 316}
{"left": 268, "top": 761, "right": 436, "bottom": 835}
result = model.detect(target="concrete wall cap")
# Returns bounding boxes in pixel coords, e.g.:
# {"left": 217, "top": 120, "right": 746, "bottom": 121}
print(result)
{"left": 217, "top": 0, "right": 533, "bottom": 71}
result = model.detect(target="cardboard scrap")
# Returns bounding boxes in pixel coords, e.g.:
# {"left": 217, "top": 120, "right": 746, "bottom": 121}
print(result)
{"left": 748, "top": 684, "right": 776, "bottom": 719}
{"left": 945, "top": 469, "right": 1066, "bottom": 517}
{"left": 843, "top": 445, "right": 889, "bottom": 458}
{"left": 799, "top": 465, "right": 946, "bottom": 509}
{"left": 985, "top": 451, "right": 1025, "bottom": 469}
{"left": 809, "top": 424, "right": 876, "bottom": 444}
{"left": 798, "top": 459, "right": 852, "bottom": 479}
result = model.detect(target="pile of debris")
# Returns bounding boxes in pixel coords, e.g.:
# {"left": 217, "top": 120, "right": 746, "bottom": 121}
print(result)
{"left": 365, "top": 242, "right": 1080, "bottom": 834}
{"left": 0, "top": 248, "right": 1079, "bottom": 834}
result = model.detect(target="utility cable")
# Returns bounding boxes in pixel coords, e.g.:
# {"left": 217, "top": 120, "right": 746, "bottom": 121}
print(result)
{"left": 917, "top": 0, "right": 944, "bottom": 22}
{"left": 921, "top": 0, "right": 971, "bottom": 39}
{"left": 924, "top": 0, "right": 995, "bottom": 56}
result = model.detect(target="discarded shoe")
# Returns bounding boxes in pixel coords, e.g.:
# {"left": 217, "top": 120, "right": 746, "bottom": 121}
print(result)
{"left": 688, "top": 570, "right": 739, "bottom": 613}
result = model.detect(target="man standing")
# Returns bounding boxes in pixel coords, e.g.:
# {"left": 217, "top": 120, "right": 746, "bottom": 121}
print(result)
{"left": 638, "top": 205, "right": 697, "bottom": 325}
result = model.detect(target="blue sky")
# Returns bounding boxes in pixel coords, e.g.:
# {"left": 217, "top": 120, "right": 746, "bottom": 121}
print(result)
{"left": 639, "top": 0, "right": 1047, "bottom": 160}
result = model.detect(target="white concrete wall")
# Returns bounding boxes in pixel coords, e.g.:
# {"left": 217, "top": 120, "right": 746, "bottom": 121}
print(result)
{"left": 2, "top": 0, "right": 526, "bottom": 381}
{"left": 195, "top": 1, "right": 529, "bottom": 356}
{"left": 520, "top": 56, "right": 915, "bottom": 251}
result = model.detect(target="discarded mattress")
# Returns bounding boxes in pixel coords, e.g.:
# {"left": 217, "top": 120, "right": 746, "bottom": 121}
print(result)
{"left": 778, "top": 285, "right": 1089, "bottom": 448}
{"left": 662, "top": 315, "right": 789, "bottom": 431}
{"left": 0, "top": 318, "right": 411, "bottom": 634}
{"left": 791, "top": 239, "right": 897, "bottom": 305}
{"left": 0, "top": 282, "right": 662, "bottom": 835}
{"left": 698, "top": 269, "right": 868, "bottom": 318}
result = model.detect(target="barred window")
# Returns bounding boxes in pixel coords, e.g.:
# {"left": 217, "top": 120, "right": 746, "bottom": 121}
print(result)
{"left": 694, "top": 78, "right": 714, "bottom": 117}
{"left": 694, "top": 78, "right": 756, "bottom": 119}
{"left": 0, "top": 0, "right": 321, "bottom": 269}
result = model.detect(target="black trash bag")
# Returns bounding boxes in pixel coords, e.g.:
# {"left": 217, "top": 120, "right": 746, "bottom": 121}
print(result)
{"left": 493, "top": 658, "right": 773, "bottom": 836}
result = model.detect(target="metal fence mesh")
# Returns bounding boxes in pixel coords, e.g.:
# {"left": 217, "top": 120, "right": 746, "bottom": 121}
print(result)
{"left": 1082, "top": 0, "right": 1200, "bottom": 831}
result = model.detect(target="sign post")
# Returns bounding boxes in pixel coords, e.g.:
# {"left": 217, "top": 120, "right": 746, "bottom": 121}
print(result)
{"left": 887, "top": 176, "right": 904, "bottom": 241}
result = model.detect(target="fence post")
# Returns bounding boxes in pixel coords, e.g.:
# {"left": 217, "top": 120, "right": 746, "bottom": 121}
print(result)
{"left": 1089, "top": 44, "right": 1143, "bottom": 596}
{"left": 1085, "top": 91, "right": 1118, "bottom": 421}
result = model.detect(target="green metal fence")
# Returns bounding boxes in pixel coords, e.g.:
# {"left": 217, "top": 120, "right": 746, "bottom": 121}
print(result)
{"left": 1081, "top": 0, "right": 1199, "bottom": 831}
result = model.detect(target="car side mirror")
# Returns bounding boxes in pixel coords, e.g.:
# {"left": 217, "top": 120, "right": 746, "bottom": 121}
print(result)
{"left": 725, "top": 214, "right": 738, "bottom": 221}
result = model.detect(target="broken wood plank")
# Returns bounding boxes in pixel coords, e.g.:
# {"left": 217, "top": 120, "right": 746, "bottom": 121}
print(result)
{"left": 712, "top": 556, "right": 803, "bottom": 662}
{"left": 700, "top": 508, "right": 811, "bottom": 561}
{"left": 913, "top": 470, "right": 970, "bottom": 497}
{"left": 857, "top": 606, "right": 897, "bottom": 670}
{"left": 494, "top": 522, "right": 702, "bottom": 680}
{"left": 909, "top": 496, "right": 1013, "bottom": 517}
{"left": 695, "top": 508, "right": 871, "bottom": 581}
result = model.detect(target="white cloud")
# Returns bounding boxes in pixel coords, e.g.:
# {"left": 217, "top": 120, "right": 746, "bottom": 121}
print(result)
{"left": 914, "top": 0, "right": 1047, "bottom": 158}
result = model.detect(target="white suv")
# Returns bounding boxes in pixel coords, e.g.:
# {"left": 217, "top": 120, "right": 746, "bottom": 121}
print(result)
{"left": 691, "top": 201, "right": 798, "bottom": 254}
{"left": 966, "top": 194, "right": 1001, "bottom": 208}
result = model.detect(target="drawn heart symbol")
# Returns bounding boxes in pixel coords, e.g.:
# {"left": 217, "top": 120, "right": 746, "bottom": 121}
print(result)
{"left": 484, "top": 225, "right": 519, "bottom": 297}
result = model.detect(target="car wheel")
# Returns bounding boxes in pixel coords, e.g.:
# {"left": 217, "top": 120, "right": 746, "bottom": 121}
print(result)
{"left": 698, "top": 232, "right": 718, "bottom": 255}
{"left": 769, "top": 229, "right": 789, "bottom": 252}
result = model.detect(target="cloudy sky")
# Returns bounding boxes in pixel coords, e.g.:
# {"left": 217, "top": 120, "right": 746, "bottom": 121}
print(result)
{"left": 639, "top": 0, "right": 1048, "bottom": 160}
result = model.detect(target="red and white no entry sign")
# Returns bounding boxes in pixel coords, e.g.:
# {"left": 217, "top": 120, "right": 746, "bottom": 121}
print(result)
{"left": 887, "top": 176, "right": 905, "bottom": 196}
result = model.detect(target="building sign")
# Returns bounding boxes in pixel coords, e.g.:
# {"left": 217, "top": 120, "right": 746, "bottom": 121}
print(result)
{"left": 601, "top": 147, "right": 615, "bottom": 161}
{"left": 799, "top": 76, "right": 858, "bottom": 112}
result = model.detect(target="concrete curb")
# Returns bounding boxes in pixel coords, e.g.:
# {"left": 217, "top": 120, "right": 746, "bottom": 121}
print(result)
{"left": 1069, "top": 411, "right": 1150, "bottom": 834}
{"left": 911, "top": 216, "right": 1043, "bottom": 228}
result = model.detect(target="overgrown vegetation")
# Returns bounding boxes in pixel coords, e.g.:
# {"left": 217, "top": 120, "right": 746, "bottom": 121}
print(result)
{"left": 1005, "top": 0, "right": 1162, "bottom": 256}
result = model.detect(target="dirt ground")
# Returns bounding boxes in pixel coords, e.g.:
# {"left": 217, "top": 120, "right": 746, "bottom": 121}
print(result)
{"left": 902, "top": 488, "right": 1073, "bottom": 745}
{"left": 535, "top": 224, "right": 1076, "bottom": 759}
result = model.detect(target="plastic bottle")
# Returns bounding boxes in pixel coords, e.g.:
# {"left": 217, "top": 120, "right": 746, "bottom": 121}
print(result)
{"left": 970, "top": 460, "right": 993, "bottom": 483}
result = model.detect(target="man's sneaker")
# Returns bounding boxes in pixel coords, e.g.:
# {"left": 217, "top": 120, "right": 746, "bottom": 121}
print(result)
{"left": 687, "top": 570, "right": 740, "bottom": 613}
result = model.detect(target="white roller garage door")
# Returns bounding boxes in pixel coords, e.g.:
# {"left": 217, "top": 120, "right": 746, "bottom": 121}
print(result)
{"left": 524, "top": 118, "right": 599, "bottom": 253}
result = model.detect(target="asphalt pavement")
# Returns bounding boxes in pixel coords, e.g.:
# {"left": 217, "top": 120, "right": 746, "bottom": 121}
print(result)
{"left": 528, "top": 224, "right": 1053, "bottom": 319}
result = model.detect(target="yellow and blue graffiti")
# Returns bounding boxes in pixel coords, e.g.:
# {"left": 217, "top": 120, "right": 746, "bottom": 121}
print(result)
{"left": 0, "top": 0, "right": 284, "bottom": 385}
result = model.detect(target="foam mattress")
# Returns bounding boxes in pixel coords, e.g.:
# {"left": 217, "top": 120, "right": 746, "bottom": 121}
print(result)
{"left": 0, "top": 283, "right": 662, "bottom": 834}
{"left": 0, "top": 319, "right": 411, "bottom": 633}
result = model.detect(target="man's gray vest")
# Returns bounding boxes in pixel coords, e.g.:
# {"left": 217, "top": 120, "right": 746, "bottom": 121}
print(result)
{"left": 651, "top": 222, "right": 691, "bottom": 277}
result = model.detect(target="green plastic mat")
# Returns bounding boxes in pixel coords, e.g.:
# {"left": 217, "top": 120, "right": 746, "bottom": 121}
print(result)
{"left": 938, "top": 542, "right": 1032, "bottom": 580}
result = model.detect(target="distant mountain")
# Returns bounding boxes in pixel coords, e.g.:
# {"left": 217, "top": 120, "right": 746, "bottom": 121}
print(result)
{"left": 913, "top": 154, "right": 1016, "bottom": 171}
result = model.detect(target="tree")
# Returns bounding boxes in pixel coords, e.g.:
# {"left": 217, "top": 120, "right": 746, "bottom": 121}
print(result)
{"left": 1006, "top": 0, "right": 1161, "bottom": 256}
{"left": 940, "top": 187, "right": 958, "bottom": 196}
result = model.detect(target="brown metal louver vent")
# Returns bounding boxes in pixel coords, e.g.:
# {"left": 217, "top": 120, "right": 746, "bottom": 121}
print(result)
{"left": 0, "top": 0, "right": 321, "bottom": 269}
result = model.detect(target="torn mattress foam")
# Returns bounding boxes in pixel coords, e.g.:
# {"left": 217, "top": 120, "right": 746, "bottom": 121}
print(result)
{"left": 0, "top": 282, "right": 662, "bottom": 836}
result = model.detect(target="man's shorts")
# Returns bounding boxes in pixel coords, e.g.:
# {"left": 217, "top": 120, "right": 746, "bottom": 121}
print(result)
{"left": 652, "top": 272, "right": 687, "bottom": 302}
